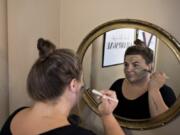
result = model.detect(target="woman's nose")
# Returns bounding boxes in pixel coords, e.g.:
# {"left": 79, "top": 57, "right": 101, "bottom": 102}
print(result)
{"left": 125, "top": 65, "right": 134, "bottom": 72}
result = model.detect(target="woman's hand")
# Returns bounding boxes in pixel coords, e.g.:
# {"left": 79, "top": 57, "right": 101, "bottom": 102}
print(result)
{"left": 148, "top": 72, "right": 169, "bottom": 117}
{"left": 148, "top": 71, "right": 167, "bottom": 91}
{"left": 98, "top": 90, "right": 118, "bottom": 116}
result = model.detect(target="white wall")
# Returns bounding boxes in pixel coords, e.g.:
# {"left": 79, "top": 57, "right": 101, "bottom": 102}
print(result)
{"left": 1, "top": 0, "right": 180, "bottom": 134}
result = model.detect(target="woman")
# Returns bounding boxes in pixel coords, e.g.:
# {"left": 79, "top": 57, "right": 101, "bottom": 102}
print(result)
{"left": 0, "top": 38, "right": 125, "bottom": 135}
{"left": 110, "top": 39, "right": 176, "bottom": 119}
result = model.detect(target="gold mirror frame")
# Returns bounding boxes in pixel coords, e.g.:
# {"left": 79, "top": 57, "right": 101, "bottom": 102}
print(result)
{"left": 77, "top": 19, "right": 180, "bottom": 130}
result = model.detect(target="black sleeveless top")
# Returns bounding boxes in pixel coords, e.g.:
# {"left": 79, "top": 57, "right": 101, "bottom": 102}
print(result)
{"left": 0, "top": 107, "right": 96, "bottom": 135}
{"left": 110, "top": 78, "right": 176, "bottom": 119}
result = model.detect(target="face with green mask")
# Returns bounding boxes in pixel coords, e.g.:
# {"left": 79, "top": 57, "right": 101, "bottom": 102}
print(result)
{"left": 124, "top": 55, "right": 152, "bottom": 83}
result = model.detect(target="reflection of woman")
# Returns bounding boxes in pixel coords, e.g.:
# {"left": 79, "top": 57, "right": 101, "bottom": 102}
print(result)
{"left": 110, "top": 39, "right": 176, "bottom": 119}
{"left": 0, "top": 38, "right": 125, "bottom": 135}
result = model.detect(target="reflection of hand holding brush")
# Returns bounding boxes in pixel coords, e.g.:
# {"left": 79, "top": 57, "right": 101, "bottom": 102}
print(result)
{"left": 92, "top": 89, "right": 118, "bottom": 103}
{"left": 143, "top": 69, "right": 169, "bottom": 79}
{"left": 143, "top": 69, "right": 152, "bottom": 73}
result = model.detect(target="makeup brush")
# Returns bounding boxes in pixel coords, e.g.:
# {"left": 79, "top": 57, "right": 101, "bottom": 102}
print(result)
{"left": 92, "top": 89, "right": 118, "bottom": 103}
{"left": 143, "top": 69, "right": 152, "bottom": 73}
{"left": 143, "top": 69, "right": 169, "bottom": 79}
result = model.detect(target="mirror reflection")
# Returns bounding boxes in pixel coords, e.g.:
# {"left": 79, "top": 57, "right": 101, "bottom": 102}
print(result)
{"left": 83, "top": 28, "right": 180, "bottom": 120}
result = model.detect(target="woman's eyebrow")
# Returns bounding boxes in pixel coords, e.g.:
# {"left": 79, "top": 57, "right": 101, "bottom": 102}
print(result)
{"left": 132, "top": 61, "right": 140, "bottom": 64}
{"left": 124, "top": 60, "right": 140, "bottom": 64}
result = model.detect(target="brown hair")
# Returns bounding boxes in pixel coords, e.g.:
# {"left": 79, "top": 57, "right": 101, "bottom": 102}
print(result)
{"left": 124, "top": 39, "right": 153, "bottom": 64}
{"left": 27, "top": 38, "right": 82, "bottom": 101}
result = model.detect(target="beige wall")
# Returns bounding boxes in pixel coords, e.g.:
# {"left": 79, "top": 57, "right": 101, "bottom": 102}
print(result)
{"left": 0, "top": 0, "right": 8, "bottom": 128}
{"left": 59, "top": 0, "right": 180, "bottom": 48}
{"left": 0, "top": 0, "right": 180, "bottom": 134}
{"left": 156, "top": 41, "right": 180, "bottom": 96}
{"left": 8, "top": 0, "right": 60, "bottom": 112}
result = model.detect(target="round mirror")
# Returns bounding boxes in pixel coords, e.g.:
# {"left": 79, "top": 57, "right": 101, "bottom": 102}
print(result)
{"left": 77, "top": 19, "right": 180, "bottom": 129}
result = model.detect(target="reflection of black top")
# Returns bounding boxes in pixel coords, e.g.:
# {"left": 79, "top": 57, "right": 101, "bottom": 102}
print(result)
{"left": 0, "top": 107, "right": 96, "bottom": 135}
{"left": 110, "top": 78, "right": 176, "bottom": 119}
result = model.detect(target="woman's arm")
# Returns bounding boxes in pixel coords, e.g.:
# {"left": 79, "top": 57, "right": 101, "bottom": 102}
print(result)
{"left": 148, "top": 89, "right": 168, "bottom": 117}
{"left": 148, "top": 72, "right": 169, "bottom": 117}
{"left": 98, "top": 90, "right": 125, "bottom": 135}
{"left": 101, "top": 114, "right": 125, "bottom": 135}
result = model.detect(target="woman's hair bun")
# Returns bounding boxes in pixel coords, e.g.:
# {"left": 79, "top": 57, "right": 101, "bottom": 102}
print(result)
{"left": 37, "top": 38, "right": 56, "bottom": 61}
{"left": 134, "top": 39, "right": 146, "bottom": 47}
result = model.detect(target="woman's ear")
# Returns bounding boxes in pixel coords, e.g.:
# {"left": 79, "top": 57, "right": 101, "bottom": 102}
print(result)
{"left": 148, "top": 63, "right": 154, "bottom": 72}
{"left": 69, "top": 79, "right": 79, "bottom": 93}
